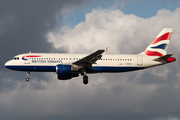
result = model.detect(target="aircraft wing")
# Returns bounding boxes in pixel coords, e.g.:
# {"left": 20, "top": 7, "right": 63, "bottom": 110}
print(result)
{"left": 72, "top": 50, "right": 105, "bottom": 67}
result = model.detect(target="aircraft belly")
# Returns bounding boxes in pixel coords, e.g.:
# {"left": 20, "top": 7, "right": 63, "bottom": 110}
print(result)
{"left": 90, "top": 66, "right": 143, "bottom": 73}
{"left": 7, "top": 65, "right": 56, "bottom": 72}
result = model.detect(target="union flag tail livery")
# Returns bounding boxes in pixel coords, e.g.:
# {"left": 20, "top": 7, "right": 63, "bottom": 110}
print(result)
{"left": 141, "top": 28, "right": 172, "bottom": 56}
{"left": 5, "top": 28, "right": 176, "bottom": 85}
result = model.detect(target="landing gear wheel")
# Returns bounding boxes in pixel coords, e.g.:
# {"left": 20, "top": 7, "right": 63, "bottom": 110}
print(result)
{"left": 25, "top": 71, "right": 30, "bottom": 82}
{"left": 25, "top": 78, "right": 29, "bottom": 82}
{"left": 83, "top": 75, "right": 88, "bottom": 84}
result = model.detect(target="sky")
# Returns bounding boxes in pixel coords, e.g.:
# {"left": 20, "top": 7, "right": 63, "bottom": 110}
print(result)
{"left": 0, "top": 0, "right": 180, "bottom": 120}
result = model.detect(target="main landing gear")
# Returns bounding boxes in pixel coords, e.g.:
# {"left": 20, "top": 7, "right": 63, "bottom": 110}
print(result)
{"left": 81, "top": 71, "right": 88, "bottom": 85}
{"left": 83, "top": 75, "right": 88, "bottom": 85}
{"left": 25, "top": 71, "right": 30, "bottom": 82}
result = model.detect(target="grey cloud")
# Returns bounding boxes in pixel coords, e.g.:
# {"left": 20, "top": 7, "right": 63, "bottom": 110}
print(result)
{"left": 45, "top": 7, "right": 180, "bottom": 120}
{"left": 0, "top": 0, "right": 93, "bottom": 91}
{"left": 0, "top": 0, "right": 89, "bottom": 63}
{"left": 1, "top": 1, "right": 180, "bottom": 120}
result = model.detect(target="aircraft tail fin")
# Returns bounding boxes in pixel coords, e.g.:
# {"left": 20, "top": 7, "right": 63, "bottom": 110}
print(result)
{"left": 140, "top": 28, "right": 173, "bottom": 56}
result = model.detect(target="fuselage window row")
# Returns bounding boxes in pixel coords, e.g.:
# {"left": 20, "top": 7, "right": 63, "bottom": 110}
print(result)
{"left": 16, "top": 57, "right": 132, "bottom": 61}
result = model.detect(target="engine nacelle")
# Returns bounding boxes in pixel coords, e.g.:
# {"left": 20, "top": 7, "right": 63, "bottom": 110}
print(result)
{"left": 57, "top": 73, "right": 79, "bottom": 80}
{"left": 56, "top": 64, "right": 71, "bottom": 74}
{"left": 56, "top": 64, "right": 79, "bottom": 80}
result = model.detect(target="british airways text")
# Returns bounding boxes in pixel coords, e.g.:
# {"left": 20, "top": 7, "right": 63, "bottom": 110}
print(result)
{"left": 32, "top": 60, "right": 62, "bottom": 63}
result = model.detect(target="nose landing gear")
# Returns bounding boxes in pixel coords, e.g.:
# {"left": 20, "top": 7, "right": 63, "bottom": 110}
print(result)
{"left": 25, "top": 71, "right": 30, "bottom": 82}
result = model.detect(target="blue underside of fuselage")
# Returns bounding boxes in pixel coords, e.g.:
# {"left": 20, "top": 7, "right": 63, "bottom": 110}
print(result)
{"left": 5, "top": 65, "right": 144, "bottom": 73}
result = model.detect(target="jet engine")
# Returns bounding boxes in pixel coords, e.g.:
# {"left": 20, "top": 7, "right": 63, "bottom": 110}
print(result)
{"left": 56, "top": 64, "right": 80, "bottom": 80}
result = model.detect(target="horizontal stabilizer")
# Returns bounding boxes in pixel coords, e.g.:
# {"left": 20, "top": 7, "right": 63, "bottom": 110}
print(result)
{"left": 153, "top": 54, "right": 173, "bottom": 62}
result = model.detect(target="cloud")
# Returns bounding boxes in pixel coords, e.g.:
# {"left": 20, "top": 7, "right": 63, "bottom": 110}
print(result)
{"left": 45, "top": 8, "right": 180, "bottom": 120}
{"left": 1, "top": 2, "right": 180, "bottom": 120}
{"left": 0, "top": 0, "right": 97, "bottom": 93}
{"left": 47, "top": 8, "right": 180, "bottom": 55}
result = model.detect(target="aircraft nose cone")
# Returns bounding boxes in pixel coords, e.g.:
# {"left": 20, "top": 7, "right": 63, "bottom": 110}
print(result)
{"left": 5, "top": 60, "right": 17, "bottom": 70}
{"left": 5, "top": 61, "right": 10, "bottom": 68}
{"left": 5, "top": 62, "right": 8, "bottom": 67}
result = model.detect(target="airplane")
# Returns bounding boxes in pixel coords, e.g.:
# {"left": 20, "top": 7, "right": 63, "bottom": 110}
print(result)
{"left": 5, "top": 28, "right": 176, "bottom": 84}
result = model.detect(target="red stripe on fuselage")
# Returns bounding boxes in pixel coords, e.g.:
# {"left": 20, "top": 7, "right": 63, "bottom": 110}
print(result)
{"left": 151, "top": 32, "right": 171, "bottom": 45}
{"left": 23, "top": 55, "right": 41, "bottom": 58}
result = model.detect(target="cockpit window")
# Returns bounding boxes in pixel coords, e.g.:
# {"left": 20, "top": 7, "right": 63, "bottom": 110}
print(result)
{"left": 13, "top": 57, "right": 19, "bottom": 60}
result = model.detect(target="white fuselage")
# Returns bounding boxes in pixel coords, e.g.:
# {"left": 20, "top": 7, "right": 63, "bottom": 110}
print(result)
{"left": 4, "top": 28, "right": 176, "bottom": 83}
{"left": 5, "top": 53, "right": 162, "bottom": 73}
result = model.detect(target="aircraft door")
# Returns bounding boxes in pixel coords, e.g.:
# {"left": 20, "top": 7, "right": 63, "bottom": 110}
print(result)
{"left": 24, "top": 56, "right": 30, "bottom": 64}
{"left": 137, "top": 55, "right": 143, "bottom": 66}
{"left": 24, "top": 52, "right": 31, "bottom": 64}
